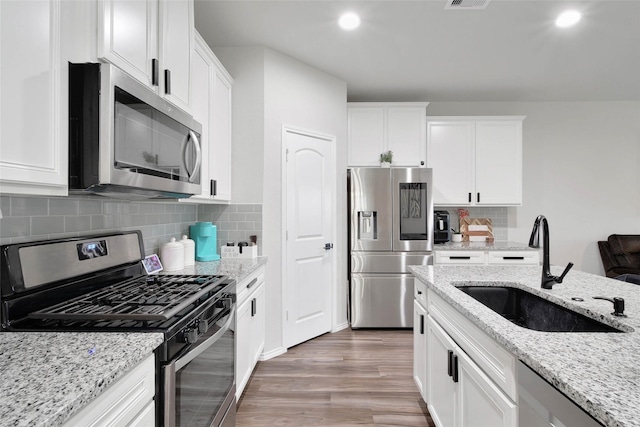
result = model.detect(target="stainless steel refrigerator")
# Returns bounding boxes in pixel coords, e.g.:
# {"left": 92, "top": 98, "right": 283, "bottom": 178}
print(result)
{"left": 348, "top": 167, "right": 434, "bottom": 328}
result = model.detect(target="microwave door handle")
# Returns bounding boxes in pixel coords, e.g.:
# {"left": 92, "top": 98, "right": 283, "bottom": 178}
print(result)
{"left": 174, "top": 304, "right": 235, "bottom": 371}
{"left": 182, "top": 130, "right": 202, "bottom": 183}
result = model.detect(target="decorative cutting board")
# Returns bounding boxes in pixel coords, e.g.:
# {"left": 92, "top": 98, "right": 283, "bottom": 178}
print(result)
{"left": 460, "top": 218, "right": 494, "bottom": 242}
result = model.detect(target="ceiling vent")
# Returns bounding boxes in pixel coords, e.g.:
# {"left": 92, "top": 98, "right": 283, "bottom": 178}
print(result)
{"left": 445, "top": 0, "right": 491, "bottom": 10}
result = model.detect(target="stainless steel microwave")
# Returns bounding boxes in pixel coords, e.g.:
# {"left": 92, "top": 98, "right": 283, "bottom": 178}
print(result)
{"left": 69, "top": 63, "right": 202, "bottom": 199}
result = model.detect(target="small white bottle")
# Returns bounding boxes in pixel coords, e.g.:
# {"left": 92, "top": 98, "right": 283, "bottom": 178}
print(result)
{"left": 160, "top": 237, "right": 185, "bottom": 272}
{"left": 181, "top": 235, "right": 196, "bottom": 266}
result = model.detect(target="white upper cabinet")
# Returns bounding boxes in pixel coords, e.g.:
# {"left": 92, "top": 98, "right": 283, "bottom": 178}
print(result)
{"left": 0, "top": 0, "right": 69, "bottom": 196}
{"left": 98, "top": 0, "right": 193, "bottom": 112}
{"left": 185, "top": 31, "right": 232, "bottom": 203}
{"left": 348, "top": 103, "right": 428, "bottom": 167}
{"left": 427, "top": 117, "right": 524, "bottom": 206}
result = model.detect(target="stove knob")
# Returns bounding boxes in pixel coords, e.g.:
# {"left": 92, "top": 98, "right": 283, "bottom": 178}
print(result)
{"left": 183, "top": 328, "right": 198, "bottom": 344}
{"left": 197, "top": 320, "right": 208, "bottom": 334}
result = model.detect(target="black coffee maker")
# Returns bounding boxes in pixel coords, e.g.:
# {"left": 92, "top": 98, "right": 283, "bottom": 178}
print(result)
{"left": 434, "top": 210, "right": 451, "bottom": 243}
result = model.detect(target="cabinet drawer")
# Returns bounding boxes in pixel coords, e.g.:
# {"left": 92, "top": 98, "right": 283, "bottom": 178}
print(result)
{"left": 428, "top": 290, "right": 516, "bottom": 401}
{"left": 488, "top": 251, "right": 539, "bottom": 265}
{"left": 236, "top": 265, "right": 265, "bottom": 305}
{"left": 435, "top": 251, "right": 486, "bottom": 265}
{"left": 415, "top": 278, "right": 428, "bottom": 308}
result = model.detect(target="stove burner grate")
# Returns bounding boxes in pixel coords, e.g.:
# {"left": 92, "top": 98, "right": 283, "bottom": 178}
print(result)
{"left": 28, "top": 274, "right": 226, "bottom": 322}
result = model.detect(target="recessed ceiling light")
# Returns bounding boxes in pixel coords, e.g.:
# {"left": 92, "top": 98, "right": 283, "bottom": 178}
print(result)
{"left": 555, "top": 10, "right": 581, "bottom": 28}
{"left": 338, "top": 12, "right": 360, "bottom": 30}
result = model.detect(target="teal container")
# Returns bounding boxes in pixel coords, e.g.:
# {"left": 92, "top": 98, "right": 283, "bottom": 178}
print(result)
{"left": 189, "top": 222, "right": 220, "bottom": 261}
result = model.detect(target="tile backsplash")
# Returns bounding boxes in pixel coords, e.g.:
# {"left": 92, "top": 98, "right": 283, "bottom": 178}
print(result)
{"left": 441, "top": 206, "right": 509, "bottom": 241}
{"left": 0, "top": 195, "right": 262, "bottom": 256}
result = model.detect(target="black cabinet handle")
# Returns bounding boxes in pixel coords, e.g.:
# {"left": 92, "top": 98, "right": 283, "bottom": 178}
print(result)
{"left": 420, "top": 161, "right": 425, "bottom": 166}
{"left": 503, "top": 256, "right": 525, "bottom": 260}
{"left": 210, "top": 179, "right": 217, "bottom": 196}
{"left": 452, "top": 355, "right": 459, "bottom": 383}
{"left": 152, "top": 59, "right": 159, "bottom": 86}
{"left": 417, "top": 290, "right": 422, "bottom": 295}
{"left": 450, "top": 256, "right": 471, "bottom": 260}
{"left": 447, "top": 350, "right": 454, "bottom": 377}
{"left": 420, "top": 314, "right": 424, "bottom": 335}
{"left": 477, "top": 193, "right": 480, "bottom": 203}
{"left": 246, "top": 278, "right": 258, "bottom": 289}
{"left": 164, "top": 69, "right": 171, "bottom": 94}
{"left": 251, "top": 298, "right": 256, "bottom": 317}
{"left": 468, "top": 192, "right": 471, "bottom": 203}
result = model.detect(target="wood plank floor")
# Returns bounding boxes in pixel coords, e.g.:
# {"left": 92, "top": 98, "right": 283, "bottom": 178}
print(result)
{"left": 236, "top": 328, "right": 436, "bottom": 427}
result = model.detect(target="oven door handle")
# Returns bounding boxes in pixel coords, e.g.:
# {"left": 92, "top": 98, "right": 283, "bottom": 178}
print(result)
{"left": 175, "top": 304, "right": 236, "bottom": 371}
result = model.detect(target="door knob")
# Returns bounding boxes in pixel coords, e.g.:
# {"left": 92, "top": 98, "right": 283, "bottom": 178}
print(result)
{"left": 324, "top": 243, "right": 334, "bottom": 250}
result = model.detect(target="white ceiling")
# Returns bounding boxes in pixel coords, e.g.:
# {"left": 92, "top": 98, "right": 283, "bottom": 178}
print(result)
{"left": 194, "top": 0, "right": 640, "bottom": 102}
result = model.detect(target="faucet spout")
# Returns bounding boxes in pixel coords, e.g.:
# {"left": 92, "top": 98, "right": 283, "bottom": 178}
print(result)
{"left": 528, "top": 215, "right": 574, "bottom": 289}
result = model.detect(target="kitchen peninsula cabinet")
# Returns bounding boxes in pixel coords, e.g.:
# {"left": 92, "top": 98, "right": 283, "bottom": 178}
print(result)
{"left": 98, "top": 0, "right": 193, "bottom": 113}
{"left": 63, "top": 355, "right": 155, "bottom": 427}
{"left": 0, "top": 0, "right": 70, "bottom": 196}
{"left": 427, "top": 117, "right": 524, "bottom": 206}
{"left": 185, "top": 31, "right": 232, "bottom": 203}
{"left": 236, "top": 265, "right": 266, "bottom": 399}
{"left": 348, "top": 103, "right": 429, "bottom": 167}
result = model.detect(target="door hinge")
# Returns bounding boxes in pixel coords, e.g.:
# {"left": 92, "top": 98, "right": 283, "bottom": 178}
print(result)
{"left": 286, "top": 148, "right": 289, "bottom": 162}
{"left": 286, "top": 230, "right": 288, "bottom": 240}
{"left": 286, "top": 310, "right": 289, "bottom": 321}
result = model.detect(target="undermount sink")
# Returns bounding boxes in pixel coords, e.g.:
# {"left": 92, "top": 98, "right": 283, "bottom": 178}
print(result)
{"left": 457, "top": 285, "right": 624, "bottom": 333}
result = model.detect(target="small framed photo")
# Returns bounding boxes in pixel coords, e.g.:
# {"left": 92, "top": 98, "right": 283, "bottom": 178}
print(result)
{"left": 142, "top": 254, "right": 163, "bottom": 275}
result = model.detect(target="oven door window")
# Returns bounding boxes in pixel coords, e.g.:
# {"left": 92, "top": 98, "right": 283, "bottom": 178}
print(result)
{"left": 113, "top": 87, "right": 201, "bottom": 184}
{"left": 168, "top": 302, "right": 235, "bottom": 427}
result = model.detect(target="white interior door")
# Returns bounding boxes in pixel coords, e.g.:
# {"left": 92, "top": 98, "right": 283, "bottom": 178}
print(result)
{"left": 284, "top": 126, "right": 334, "bottom": 348}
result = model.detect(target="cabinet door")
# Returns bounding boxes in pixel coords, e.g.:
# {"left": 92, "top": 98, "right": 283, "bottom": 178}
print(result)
{"left": 235, "top": 297, "right": 252, "bottom": 400}
{"left": 413, "top": 300, "right": 428, "bottom": 402}
{"left": 475, "top": 120, "right": 522, "bottom": 205}
{"left": 250, "top": 283, "right": 266, "bottom": 366}
{"left": 0, "top": 0, "right": 68, "bottom": 196}
{"left": 387, "top": 107, "right": 426, "bottom": 167}
{"left": 427, "top": 121, "right": 475, "bottom": 205}
{"left": 98, "top": 0, "right": 158, "bottom": 88}
{"left": 348, "top": 107, "right": 385, "bottom": 166}
{"left": 158, "top": 0, "right": 192, "bottom": 112}
{"left": 457, "top": 348, "right": 517, "bottom": 427}
{"left": 427, "top": 316, "right": 457, "bottom": 427}
{"left": 210, "top": 66, "right": 233, "bottom": 201}
{"left": 190, "top": 37, "right": 212, "bottom": 200}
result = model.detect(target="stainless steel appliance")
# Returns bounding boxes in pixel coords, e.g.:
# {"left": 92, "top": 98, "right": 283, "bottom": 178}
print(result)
{"left": 434, "top": 210, "right": 451, "bottom": 243}
{"left": 0, "top": 231, "right": 236, "bottom": 427}
{"left": 69, "top": 63, "right": 202, "bottom": 199}
{"left": 348, "top": 167, "right": 434, "bottom": 328}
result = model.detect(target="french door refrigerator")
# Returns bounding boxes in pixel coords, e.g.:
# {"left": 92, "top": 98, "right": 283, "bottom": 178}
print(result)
{"left": 348, "top": 167, "right": 434, "bottom": 328}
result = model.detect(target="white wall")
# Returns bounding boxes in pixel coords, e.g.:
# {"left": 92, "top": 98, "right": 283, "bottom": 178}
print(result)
{"left": 427, "top": 101, "right": 640, "bottom": 275}
{"left": 214, "top": 47, "right": 348, "bottom": 355}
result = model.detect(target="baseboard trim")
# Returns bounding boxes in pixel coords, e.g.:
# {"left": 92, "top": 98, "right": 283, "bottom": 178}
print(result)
{"left": 260, "top": 346, "right": 287, "bottom": 361}
{"left": 332, "top": 321, "right": 350, "bottom": 333}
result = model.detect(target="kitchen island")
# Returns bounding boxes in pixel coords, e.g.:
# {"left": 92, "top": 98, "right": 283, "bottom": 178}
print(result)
{"left": 409, "top": 264, "right": 640, "bottom": 427}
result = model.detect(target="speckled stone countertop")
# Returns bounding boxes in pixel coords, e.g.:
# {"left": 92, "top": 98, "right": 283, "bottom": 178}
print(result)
{"left": 409, "top": 264, "right": 640, "bottom": 427}
{"left": 0, "top": 332, "right": 163, "bottom": 427}
{"left": 433, "top": 240, "right": 538, "bottom": 251}
{"left": 162, "top": 256, "right": 268, "bottom": 283}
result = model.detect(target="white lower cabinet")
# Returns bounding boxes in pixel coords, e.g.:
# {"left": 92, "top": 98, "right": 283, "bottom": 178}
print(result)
{"left": 413, "top": 299, "right": 428, "bottom": 401}
{"left": 236, "top": 266, "right": 266, "bottom": 400}
{"left": 427, "top": 316, "right": 517, "bottom": 427}
{"left": 63, "top": 355, "right": 155, "bottom": 426}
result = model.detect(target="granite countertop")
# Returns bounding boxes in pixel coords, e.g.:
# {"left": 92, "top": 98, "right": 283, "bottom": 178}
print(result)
{"left": 433, "top": 240, "right": 538, "bottom": 251}
{"left": 0, "top": 332, "right": 163, "bottom": 427}
{"left": 162, "top": 256, "right": 268, "bottom": 283}
{"left": 409, "top": 264, "right": 640, "bottom": 427}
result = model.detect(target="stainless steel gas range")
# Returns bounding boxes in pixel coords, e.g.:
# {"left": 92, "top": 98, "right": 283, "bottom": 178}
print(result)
{"left": 0, "top": 231, "right": 236, "bottom": 427}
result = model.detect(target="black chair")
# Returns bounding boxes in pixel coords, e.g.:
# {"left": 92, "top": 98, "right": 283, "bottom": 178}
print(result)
{"left": 598, "top": 234, "right": 640, "bottom": 278}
